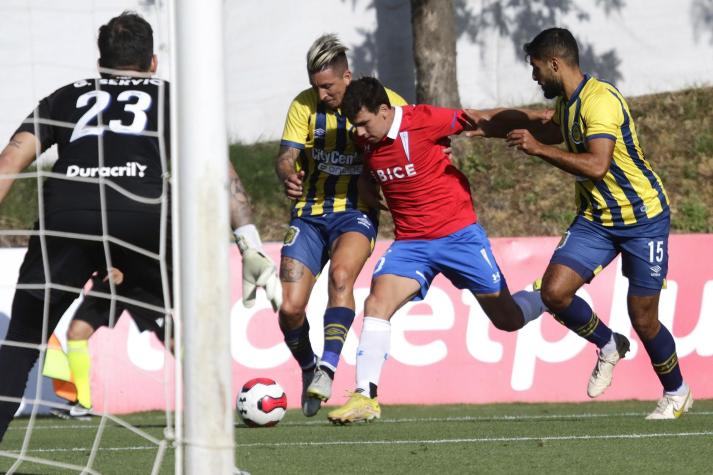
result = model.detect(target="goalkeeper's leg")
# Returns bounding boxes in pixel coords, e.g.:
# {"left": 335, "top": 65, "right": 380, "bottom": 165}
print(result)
{"left": 0, "top": 290, "right": 74, "bottom": 441}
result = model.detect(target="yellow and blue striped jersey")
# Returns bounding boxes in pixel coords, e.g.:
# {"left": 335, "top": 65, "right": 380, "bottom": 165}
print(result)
{"left": 553, "top": 75, "right": 669, "bottom": 228}
{"left": 281, "top": 87, "right": 406, "bottom": 218}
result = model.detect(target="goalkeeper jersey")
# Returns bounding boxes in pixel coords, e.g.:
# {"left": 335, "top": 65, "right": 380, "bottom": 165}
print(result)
{"left": 16, "top": 76, "right": 170, "bottom": 216}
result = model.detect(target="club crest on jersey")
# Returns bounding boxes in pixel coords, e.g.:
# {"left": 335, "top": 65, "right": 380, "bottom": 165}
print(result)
{"left": 283, "top": 226, "right": 300, "bottom": 246}
{"left": 571, "top": 123, "right": 583, "bottom": 144}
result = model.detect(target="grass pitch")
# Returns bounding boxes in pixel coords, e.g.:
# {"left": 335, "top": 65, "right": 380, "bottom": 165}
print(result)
{"left": 1, "top": 400, "right": 711, "bottom": 474}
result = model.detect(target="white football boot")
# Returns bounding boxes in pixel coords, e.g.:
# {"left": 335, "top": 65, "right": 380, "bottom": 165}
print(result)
{"left": 646, "top": 384, "right": 693, "bottom": 420}
{"left": 587, "top": 332, "right": 630, "bottom": 398}
{"left": 307, "top": 366, "right": 333, "bottom": 402}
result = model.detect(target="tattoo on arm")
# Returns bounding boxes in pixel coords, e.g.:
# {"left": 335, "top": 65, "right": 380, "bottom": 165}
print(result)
{"left": 275, "top": 146, "right": 299, "bottom": 181}
{"left": 279, "top": 256, "right": 304, "bottom": 283}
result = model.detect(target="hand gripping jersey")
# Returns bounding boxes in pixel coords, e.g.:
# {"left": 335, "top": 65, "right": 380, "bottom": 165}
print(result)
{"left": 280, "top": 87, "right": 406, "bottom": 218}
{"left": 16, "top": 76, "right": 170, "bottom": 216}
{"left": 362, "top": 105, "right": 476, "bottom": 240}
{"left": 552, "top": 75, "right": 669, "bottom": 228}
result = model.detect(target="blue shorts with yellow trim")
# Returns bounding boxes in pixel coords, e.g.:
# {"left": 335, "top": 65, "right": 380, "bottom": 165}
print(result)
{"left": 551, "top": 213, "right": 670, "bottom": 294}
{"left": 281, "top": 210, "right": 377, "bottom": 277}
{"left": 372, "top": 223, "right": 505, "bottom": 301}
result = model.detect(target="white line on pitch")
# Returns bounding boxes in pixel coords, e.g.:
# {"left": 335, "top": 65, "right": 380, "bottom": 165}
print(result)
{"left": 280, "top": 410, "right": 713, "bottom": 426}
{"left": 1, "top": 445, "right": 158, "bottom": 454}
{"left": 9, "top": 410, "right": 713, "bottom": 431}
{"left": 5, "top": 431, "right": 713, "bottom": 454}
{"left": 235, "top": 431, "right": 713, "bottom": 448}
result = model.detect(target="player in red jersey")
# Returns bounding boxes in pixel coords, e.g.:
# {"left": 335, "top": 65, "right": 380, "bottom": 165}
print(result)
{"left": 327, "top": 77, "right": 546, "bottom": 424}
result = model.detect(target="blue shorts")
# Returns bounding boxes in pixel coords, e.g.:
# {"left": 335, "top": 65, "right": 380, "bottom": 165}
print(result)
{"left": 551, "top": 213, "right": 670, "bottom": 295}
{"left": 281, "top": 210, "right": 378, "bottom": 277}
{"left": 372, "top": 223, "right": 505, "bottom": 301}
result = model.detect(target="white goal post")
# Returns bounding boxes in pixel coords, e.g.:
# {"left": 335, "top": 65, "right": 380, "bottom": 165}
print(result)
{"left": 171, "top": 0, "right": 235, "bottom": 473}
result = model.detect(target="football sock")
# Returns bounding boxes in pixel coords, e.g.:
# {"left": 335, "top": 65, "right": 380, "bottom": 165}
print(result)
{"left": 641, "top": 324, "right": 683, "bottom": 392}
{"left": 600, "top": 333, "right": 619, "bottom": 355}
{"left": 281, "top": 319, "right": 316, "bottom": 371}
{"left": 666, "top": 382, "right": 689, "bottom": 397}
{"left": 553, "top": 295, "right": 612, "bottom": 348}
{"left": 318, "top": 364, "right": 335, "bottom": 379}
{"left": 356, "top": 317, "right": 391, "bottom": 399}
{"left": 321, "top": 307, "right": 355, "bottom": 371}
{"left": 67, "top": 339, "right": 92, "bottom": 408}
{"left": 512, "top": 290, "right": 546, "bottom": 324}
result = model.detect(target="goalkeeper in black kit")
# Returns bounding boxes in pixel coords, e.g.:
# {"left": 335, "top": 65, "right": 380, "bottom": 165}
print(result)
{"left": 0, "top": 11, "right": 279, "bottom": 440}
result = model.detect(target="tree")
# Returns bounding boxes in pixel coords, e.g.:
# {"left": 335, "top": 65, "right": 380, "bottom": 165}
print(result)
{"left": 411, "top": 0, "right": 461, "bottom": 107}
{"left": 348, "top": 0, "right": 626, "bottom": 105}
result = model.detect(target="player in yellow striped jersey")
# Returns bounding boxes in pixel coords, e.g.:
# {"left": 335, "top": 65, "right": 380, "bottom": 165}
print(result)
{"left": 275, "top": 34, "right": 406, "bottom": 417}
{"left": 465, "top": 28, "right": 691, "bottom": 420}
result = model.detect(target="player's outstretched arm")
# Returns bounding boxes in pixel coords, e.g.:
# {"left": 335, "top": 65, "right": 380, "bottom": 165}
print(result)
{"left": 463, "top": 108, "right": 562, "bottom": 144}
{"left": 506, "top": 131, "right": 614, "bottom": 180}
{"left": 0, "top": 132, "right": 38, "bottom": 205}
{"left": 275, "top": 145, "right": 304, "bottom": 200}
{"left": 229, "top": 161, "right": 282, "bottom": 311}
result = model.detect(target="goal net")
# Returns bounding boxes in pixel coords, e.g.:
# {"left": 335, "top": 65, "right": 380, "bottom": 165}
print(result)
{"left": 0, "top": 1, "right": 234, "bottom": 473}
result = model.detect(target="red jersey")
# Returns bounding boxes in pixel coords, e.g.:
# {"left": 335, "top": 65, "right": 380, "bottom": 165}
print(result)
{"left": 363, "top": 104, "right": 477, "bottom": 240}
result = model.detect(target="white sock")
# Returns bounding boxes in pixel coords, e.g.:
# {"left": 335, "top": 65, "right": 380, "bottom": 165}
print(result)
{"left": 356, "top": 317, "right": 391, "bottom": 397}
{"left": 601, "top": 333, "right": 618, "bottom": 355}
{"left": 512, "top": 290, "right": 546, "bottom": 324}
{"left": 665, "top": 381, "right": 689, "bottom": 397}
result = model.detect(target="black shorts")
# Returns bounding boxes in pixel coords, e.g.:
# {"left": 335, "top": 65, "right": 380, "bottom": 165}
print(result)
{"left": 73, "top": 276, "right": 170, "bottom": 342}
{"left": 17, "top": 209, "right": 172, "bottom": 307}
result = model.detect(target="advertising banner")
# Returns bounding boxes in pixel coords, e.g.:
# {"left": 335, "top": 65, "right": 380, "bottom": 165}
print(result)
{"left": 1, "top": 235, "right": 711, "bottom": 413}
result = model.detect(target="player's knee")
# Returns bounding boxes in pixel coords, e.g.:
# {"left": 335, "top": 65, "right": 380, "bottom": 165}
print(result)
{"left": 67, "top": 321, "right": 93, "bottom": 340}
{"left": 278, "top": 301, "right": 306, "bottom": 328}
{"left": 540, "top": 285, "right": 571, "bottom": 313}
{"left": 363, "top": 294, "right": 386, "bottom": 317}
{"left": 327, "top": 265, "right": 355, "bottom": 296}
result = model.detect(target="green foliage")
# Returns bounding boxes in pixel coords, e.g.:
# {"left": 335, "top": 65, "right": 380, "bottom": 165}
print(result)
{"left": 677, "top": 196, "right": 711, "bottom": 232}
{"left": 693, "top": 133, "right": 713, "bottom": 156}
{"left": 0, "top": 167, "right": 40, "bottom": 246}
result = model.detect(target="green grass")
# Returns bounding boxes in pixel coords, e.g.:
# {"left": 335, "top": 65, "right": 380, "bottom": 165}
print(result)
{"left": 1, "top": 400, "right": 712, "bottom": 474}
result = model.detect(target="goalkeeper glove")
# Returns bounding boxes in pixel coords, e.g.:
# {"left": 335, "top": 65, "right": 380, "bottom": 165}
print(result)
{"left": 234, "top": 225, "right": 282, "bottom": 311}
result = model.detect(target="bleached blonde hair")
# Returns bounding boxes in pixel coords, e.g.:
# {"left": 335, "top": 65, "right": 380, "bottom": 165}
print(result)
{"left": 306, "top": 33, "right": 349, "bottom": 75}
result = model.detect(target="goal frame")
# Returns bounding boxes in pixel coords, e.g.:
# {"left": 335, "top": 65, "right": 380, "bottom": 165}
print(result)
{"left": 170, "top": 0, "right": 235, "bottom": 473}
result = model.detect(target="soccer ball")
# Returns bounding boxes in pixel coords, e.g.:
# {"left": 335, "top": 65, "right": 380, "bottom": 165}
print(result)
{"left": 236, "top": 378, "right": 287, "bottom": 427}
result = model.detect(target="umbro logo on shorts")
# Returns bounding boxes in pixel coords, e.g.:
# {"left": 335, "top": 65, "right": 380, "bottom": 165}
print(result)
{"left": 66, "top": 162, "right": 147, "bottom": 178}
{"left": 357, "top": 215, "right": 372, "bottom": 229}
